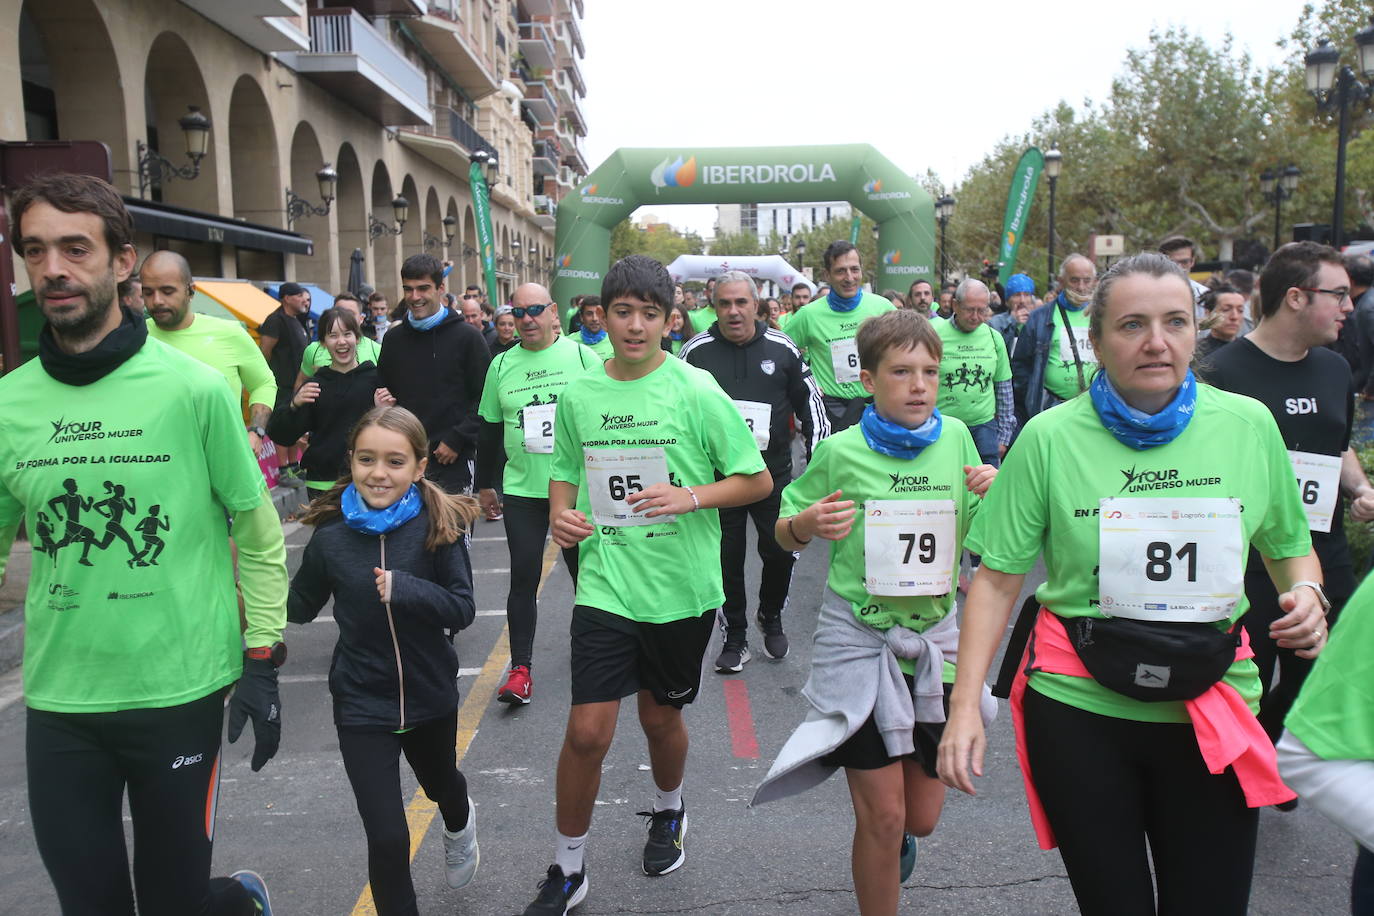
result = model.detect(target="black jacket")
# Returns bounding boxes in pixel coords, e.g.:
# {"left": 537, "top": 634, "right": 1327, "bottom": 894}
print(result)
{"left": 377, "top": 311, "right": 490, "bottom": 459}
{"left": 266, "top": 361, "right": 379, "bottom": 487}
{"left": 679, "top": 320, "right": 829, "bottom": 482}
{"left": 287, "top": 507, "right": 476, "bottom": 729}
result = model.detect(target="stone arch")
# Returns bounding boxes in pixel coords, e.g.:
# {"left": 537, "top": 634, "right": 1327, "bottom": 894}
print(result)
{"left": 288, "top": 121, "right": 334, "bottom": 288}
{"left": 399, "top": 173, "right": 422, "bottom": 258}
{"left": 424, "top": 186, "right": 443, "bottom": 259}
{"left": 142, "top": 31, "right": 215, "bottom": 211}
{"left": 17, "top": 0, "right": 131, "bottom": 189}
{"left": 228, "top": 75, "right": 279, "bottom": 226}
{"left": 462, "top": 204, "right": 477, "bottom": 291}
{"left": 335, "top": 143, "right": 366, "bottom": 293}
{"left": 370, "top": 160, "right": 399, "bottom": 297}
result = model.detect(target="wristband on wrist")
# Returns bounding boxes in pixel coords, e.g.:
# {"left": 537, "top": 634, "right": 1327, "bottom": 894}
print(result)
{"left": 788, "top": 516, "right": 812, "bottom": 545}
{"left": 683, "top": 485, "right": 700, "bottom": 511}
{"left": 246, "top": 642, "right": 288, "bottom": 667}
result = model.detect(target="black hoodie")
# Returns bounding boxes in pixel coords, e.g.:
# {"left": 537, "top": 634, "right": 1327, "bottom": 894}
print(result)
{"left": 267, "top": 361, "right": 380, "bottom": 487}
{"left": 377, "top": 310, "right": 491, "bottom": 460}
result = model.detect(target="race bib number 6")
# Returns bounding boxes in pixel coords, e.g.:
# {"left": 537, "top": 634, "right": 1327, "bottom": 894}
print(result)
{"left": 585, "top": 447, "right": 672, "bottom": 526}
{"left": 863, "top": 499, "right": 957, "bottom": 596}
{"left": 830, "top": 338, "right": 860, "bottom": 385}
{"left": 1098, "top": 497, "right": 1243, "bottom": 623}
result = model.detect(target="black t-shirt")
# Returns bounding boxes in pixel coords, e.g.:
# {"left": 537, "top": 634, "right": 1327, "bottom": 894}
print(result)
{"left": 259, "top": 305, "right": 309, "bottom": 397}
{"left": 1201, "top": 337, "right": 1354, "bottom": 567}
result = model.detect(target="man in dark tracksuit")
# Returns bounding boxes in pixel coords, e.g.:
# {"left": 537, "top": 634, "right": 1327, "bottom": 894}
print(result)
{"left": 378, "top": 253, "right": 491, "bottom": 494}
{"left": 681, "top": 270, "right": 829, "bottom": 672}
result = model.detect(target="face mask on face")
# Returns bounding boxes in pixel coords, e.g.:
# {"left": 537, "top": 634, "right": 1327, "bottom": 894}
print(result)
{"left": 1065, "top": 287, "right": 1093, "bottom": 307}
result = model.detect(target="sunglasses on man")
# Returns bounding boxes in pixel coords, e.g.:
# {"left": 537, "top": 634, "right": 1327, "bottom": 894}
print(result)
{"left": 511, "top": 303, "right": 551, "bottom": 318}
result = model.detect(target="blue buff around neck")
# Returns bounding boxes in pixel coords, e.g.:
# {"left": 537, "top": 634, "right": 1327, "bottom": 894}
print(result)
{"left": 580, "top": 327, "right": 607, "bottom": 345}
{"left": 406, "top": 305, "right": 449, "bottom": 331}
{"left": 827, "top": 289, "right": 863, "bottom": 312}
{"left": 859, "top": 405, "right": 943, "bottom": 459}
{"left": 1089, "top": 369, "right": 1197, "bottom": 450}
{"left": 340, "top": 483, "right": 423, "bottom": 535}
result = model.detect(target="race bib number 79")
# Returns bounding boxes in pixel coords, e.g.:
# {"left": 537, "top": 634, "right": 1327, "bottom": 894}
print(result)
{"left": 863, "top": 499, "right": 956, "bottom": 596}
{"left": 1098, "top": 497, "right": 1243, "bottom": 623}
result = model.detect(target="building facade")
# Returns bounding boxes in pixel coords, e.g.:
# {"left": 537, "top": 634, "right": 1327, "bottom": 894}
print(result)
{"left": 2, "top": 0, "right": 588, "bottom": 304}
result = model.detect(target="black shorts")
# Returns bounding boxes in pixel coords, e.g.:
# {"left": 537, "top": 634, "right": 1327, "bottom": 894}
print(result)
{"left": 569, "top": 605, "right": 715, "bottom": 708}
{"left": 819, "top": 678, "right": 951, "bottom": 778}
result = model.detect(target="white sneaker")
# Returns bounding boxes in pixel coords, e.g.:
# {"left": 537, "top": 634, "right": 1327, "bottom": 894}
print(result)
{"left": 443, "top": 797, "right": 480, "bottom": 889}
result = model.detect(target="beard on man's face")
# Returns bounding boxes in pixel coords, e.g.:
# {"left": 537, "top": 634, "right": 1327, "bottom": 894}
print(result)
{"left": 39, "top": 272, "right": 119, "bottom": 340}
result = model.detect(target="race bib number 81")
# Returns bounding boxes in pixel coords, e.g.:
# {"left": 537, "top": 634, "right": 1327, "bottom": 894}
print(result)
{"left": 863, "top": 499, "right": 956, "bottom": 596}
{"left": 585, "top": 447, "right": 672, "bottom": 527}
{"left": 1098, "top": 497, "right": 1243, "bottom": 623}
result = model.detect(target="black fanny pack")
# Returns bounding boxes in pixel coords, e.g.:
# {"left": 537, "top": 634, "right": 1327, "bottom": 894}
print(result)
{"left": 1067, "top": 616, "right": 1240, "bottom": 702}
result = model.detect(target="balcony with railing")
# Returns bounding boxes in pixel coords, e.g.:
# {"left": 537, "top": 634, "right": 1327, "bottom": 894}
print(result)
{"left": 277, "top": 8, "right": 432, "bottom": 125}
{"left": 396, "top": 104, "right": 498, "bottom": 180}
{"left": 408, "top": 4, "right": 500, "bottom": 100}
{"left": 533, "top": 193, "right": 557, "bottom": 229}
{"left": 178, "top": 0, "right": 308, "bottom": 53}
{"left": 521, "top": 81, "right": 558, "bottom": 127}
{"left": 565, "top": 9, "right": 584, "bottom": 56}
{"left": 563, "top": 54, "right": 585, "bottom": 98}
{"left": 517, "top": 21, "right": 555, "bottom": 70}
{"left": 532, "top": 138, "right": 560, "bottom": 176}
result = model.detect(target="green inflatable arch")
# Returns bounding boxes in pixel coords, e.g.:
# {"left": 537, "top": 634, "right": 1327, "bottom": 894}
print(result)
{"left": 551, "top": 144, "right": 934, "bottom": 307}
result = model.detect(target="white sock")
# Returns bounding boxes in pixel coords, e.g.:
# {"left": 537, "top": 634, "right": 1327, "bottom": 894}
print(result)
{"left": 555, "top": 830, "right": 586, "bottom": 876}
{"left": 653, "top": 783, "right": 683, "bottom": 813}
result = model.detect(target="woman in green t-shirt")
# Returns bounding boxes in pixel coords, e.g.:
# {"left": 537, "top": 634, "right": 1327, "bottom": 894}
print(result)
{"left": 937, "top": 253, "right": 1327, "bottom": 916}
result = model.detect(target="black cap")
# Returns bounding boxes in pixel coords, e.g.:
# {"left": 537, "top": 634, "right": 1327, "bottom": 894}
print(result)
{"left": 279, "top": 281, "right": 306, "bottom": 297}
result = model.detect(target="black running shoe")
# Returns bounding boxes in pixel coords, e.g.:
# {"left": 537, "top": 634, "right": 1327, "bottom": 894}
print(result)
{"left": 713, "top": 643, "right": 750, "bottom": 674}
{"left": 638, "top": 806, "right": 687, "bottom": 875}
{"left": 757, "top": 611, "right": 789, "bottom": 659}
{"left": 522, "top": 864, "right": 588, "bottom": 915}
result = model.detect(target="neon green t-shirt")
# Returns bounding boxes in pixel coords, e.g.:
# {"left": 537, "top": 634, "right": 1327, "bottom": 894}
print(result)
{"left": 477, "top": 335, "right": 602, "bottom": 499}
{"left": 0, "top": 339, "right": 269, "bottom": 713}
{"left": 783, "top": 292, "right": 897, "bottom": 400}
{"left": 933, "top": 317, "right": 1012, "bottom": 427}
{"left": 550, "top": 355, "right": 766, "bottom": 623}
{"left": 967, "top": 385, "right": 1311, "bottom": 723}
{"left": 1042, "top": 305, "right": 1095, "bottom": 401}
{"left": 687, "top": 308, "right": 715, "bottom": 336}
{"left": 300, "top": 336, "right": 381, "bottom": 377}
{"left": 146, "top": 314, "right": 277, "bottom": 408}
{"left": 1284, "top": 571, "right": 1374, "bottom": 760}
{"left": 780, "top": 419, "right": 982, "bottom": 678}
{"left": 577, "top": 332, "right": 614, "bottom": 361}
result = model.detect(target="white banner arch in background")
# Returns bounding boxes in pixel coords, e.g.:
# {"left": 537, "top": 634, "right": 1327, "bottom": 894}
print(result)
{"left": 663, "top": 254, "right": 816, "bottom": 294}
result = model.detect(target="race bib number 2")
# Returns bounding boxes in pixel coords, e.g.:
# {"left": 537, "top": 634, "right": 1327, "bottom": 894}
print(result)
{"left": 863, "top": 499, "right": 956, "bottom": 596}
{"left": 830, "top": 338, "right": 860, "bottom": 385}
{"left": 522, "top": 403, "right": 556, "bottom": 454}
{"left": 1289, "top": 450, "right": 1340, "bottom": 533}
{"left": 1098, "top": 497, "right": 1243, "bottom": 623}
{"left": 585, "top": 447, "right": 672, "bottom": 527}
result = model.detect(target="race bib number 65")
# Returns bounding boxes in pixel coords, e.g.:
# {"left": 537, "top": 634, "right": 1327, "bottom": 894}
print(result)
{"left": 1098, "top": 497, "right": 1243, "bottom": 623}
{"left": 585, "top": 447, "right": 672, "bottom": 527}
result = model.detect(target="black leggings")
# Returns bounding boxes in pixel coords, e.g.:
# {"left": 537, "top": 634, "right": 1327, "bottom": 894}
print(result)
{"left": 1022, "top": 686, "right": 1257, "bottom": 916}
{"left": 502, "top": 493, "right": 579, "bottom": 668}
{"left": 337, "top": 711, "right": 471, "bottom": 916}
{"left": 1356, "top": 845, "right": 1374, "bottom": 916}
{"left": 718, "top": 483, "right": 795, "bottom": 639}
{"left": 26, "top": 688, "right": 255, "bottom": 916}
{"left": 1241, "top": 564, "right": 1352, "bottom": 742}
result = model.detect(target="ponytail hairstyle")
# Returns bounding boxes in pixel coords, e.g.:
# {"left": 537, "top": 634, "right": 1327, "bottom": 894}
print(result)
{"left": 298, "top": 405, "right": 480, "bottom": 549}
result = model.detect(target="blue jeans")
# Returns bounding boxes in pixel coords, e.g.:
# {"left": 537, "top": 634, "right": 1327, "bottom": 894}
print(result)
{"left": 968, "top": 419, "right": 1001, "bottom": 468}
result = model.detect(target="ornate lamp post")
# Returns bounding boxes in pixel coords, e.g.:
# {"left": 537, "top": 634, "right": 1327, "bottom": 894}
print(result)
{"left": 285, "top": 163, "right": 337, "bottom": 229}
{"left": 1259, "top": 165, "right": 1301, "bottom": 251}
{"left": 1044, "top": 147, "right": 1063, "bottom": 281}
{"left": 1304, "top": 19, "right": 1374, "bottom": 248}
{"left": 136, "top": 106, "right": 211, "bottom": 198}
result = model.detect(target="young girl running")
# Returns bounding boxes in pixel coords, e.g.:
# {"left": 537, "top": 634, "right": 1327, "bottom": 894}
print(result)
{"left": 289, "top": 406, "right": 481, "bottom": 915}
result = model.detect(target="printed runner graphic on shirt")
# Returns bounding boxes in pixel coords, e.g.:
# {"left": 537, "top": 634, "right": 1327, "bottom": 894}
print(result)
{"left": 943, "top": 362, "right": 991, "bottom": 393}
{"left": 33, "top": 477, "right": 170, "bottom": 569}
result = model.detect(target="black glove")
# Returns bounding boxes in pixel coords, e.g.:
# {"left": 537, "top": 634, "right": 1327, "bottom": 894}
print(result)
{"left": 227, "top": 656, "right": 281, "bottom": 771}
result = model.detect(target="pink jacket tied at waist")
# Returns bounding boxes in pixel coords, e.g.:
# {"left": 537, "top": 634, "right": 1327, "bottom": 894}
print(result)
{"left": 1011, "top": 609, "right": 1295, "bottom": 850}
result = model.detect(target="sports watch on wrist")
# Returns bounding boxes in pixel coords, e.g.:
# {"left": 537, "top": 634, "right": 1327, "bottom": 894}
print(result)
{"left": 247, "top": 425, "right": 267, "bottom": 438}
{"left": 245, "top": 642, "right": 288, "bottom": 667}
{"left": 1290, "top": 580, "right": 1331, "bottom": 613}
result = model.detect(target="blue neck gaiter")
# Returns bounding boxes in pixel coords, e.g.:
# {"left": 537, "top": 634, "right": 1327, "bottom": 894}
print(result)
{"left": 580, "top": 327, "right": 607, "bottom": 346}
{"left": 1089, "top": 369, "right": 1197, "bottom": 451}
{"left": 827, "top": 289, "right": 863, "bottom": 312}
{"left": 406, "top": 306, "right": 449, "bottom": 332}
{"left": 340, "top": 484, "right": 423, "bottom": 535}
{"left": 859, "top": 405, "right": 943, "bottom": 459}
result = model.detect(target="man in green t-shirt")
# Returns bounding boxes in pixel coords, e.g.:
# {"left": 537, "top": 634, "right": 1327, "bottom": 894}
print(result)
{"left": 0, "top": 174, "right": 286, "bottom": 915}
{"left": 476, "top": 283, "right": 601, "bottom": 706}
{"left": 683, "top": 287, "right": 713, "bottom": 336}
{"left": 519, "top": 256, "right": 771, "bottom": 915}
{"left": 779, "top": 241, "right": 896, "bottom": 431}
{"left": 574, "top": 295, "right": 615, "bottom": 360}
{"left": 934, "top": 278, "right": 1015, "bottom": 465}
{"left": 1009, "top": 254, "right": 1098, "bottom": 419}
{"left": 141, "top": 250, "right": 277, "bottom": 454}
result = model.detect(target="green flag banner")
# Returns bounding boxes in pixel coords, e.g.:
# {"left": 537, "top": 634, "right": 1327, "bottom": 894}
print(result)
{"left": 469, "top": 160, "right": 499, "bottom": 305}
{"left": 849, "top": 215, "right": 861, "bottom": 244}
{"left": 551, "top": 144, "right": 935, "bottom": 308}
{"left": 997, "top": 148, "right": 1044, "bottom": 287}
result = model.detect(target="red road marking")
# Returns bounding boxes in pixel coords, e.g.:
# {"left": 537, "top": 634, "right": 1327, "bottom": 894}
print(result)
{"left": 723, "top": 680, "right": 760, "bottom": 759}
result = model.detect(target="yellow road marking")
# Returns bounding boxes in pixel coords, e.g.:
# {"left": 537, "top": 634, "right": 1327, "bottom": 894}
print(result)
{"left": 351, "top": 537, "right": 563, "bottom": 914}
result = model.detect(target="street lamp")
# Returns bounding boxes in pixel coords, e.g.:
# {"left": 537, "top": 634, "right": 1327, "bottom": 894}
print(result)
{"left": 935, "top": 194, "right": 956, "bottom": 288}
{"left": 368, "top": 195, "right": 408, "bottom": 243}
{"left": 472, "top": 149, "right": 500, "bottom": 186}
{"left": 285, "top": 163, "right": 338, "bottom": 229}
{"left": 1259, "top": 165, "right": 1301, "bottom": 251}
{"left": 136, "top": 105, "right": 212, "bottom": 198}
{"left": 1305, "top": 19, "right": 1374, "bottom": 248}
{"left": 794, "top": 239, "right": 807, "bottom": 273}
{"left": 444, "top": 214, "right": 458, "bottom": 247}
{"left": 1044, "top": 147, "right": 1063, "bottom": 281}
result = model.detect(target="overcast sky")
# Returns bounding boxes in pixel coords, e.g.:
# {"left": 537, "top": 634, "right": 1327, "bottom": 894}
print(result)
{"left": 579, "top": 0, "right": 1311, "bottom": 236}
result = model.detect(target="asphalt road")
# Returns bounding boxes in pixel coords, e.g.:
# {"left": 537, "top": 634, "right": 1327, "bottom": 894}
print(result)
{"left": 0, "top": 518, "right": 1360, "bottom": 915}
